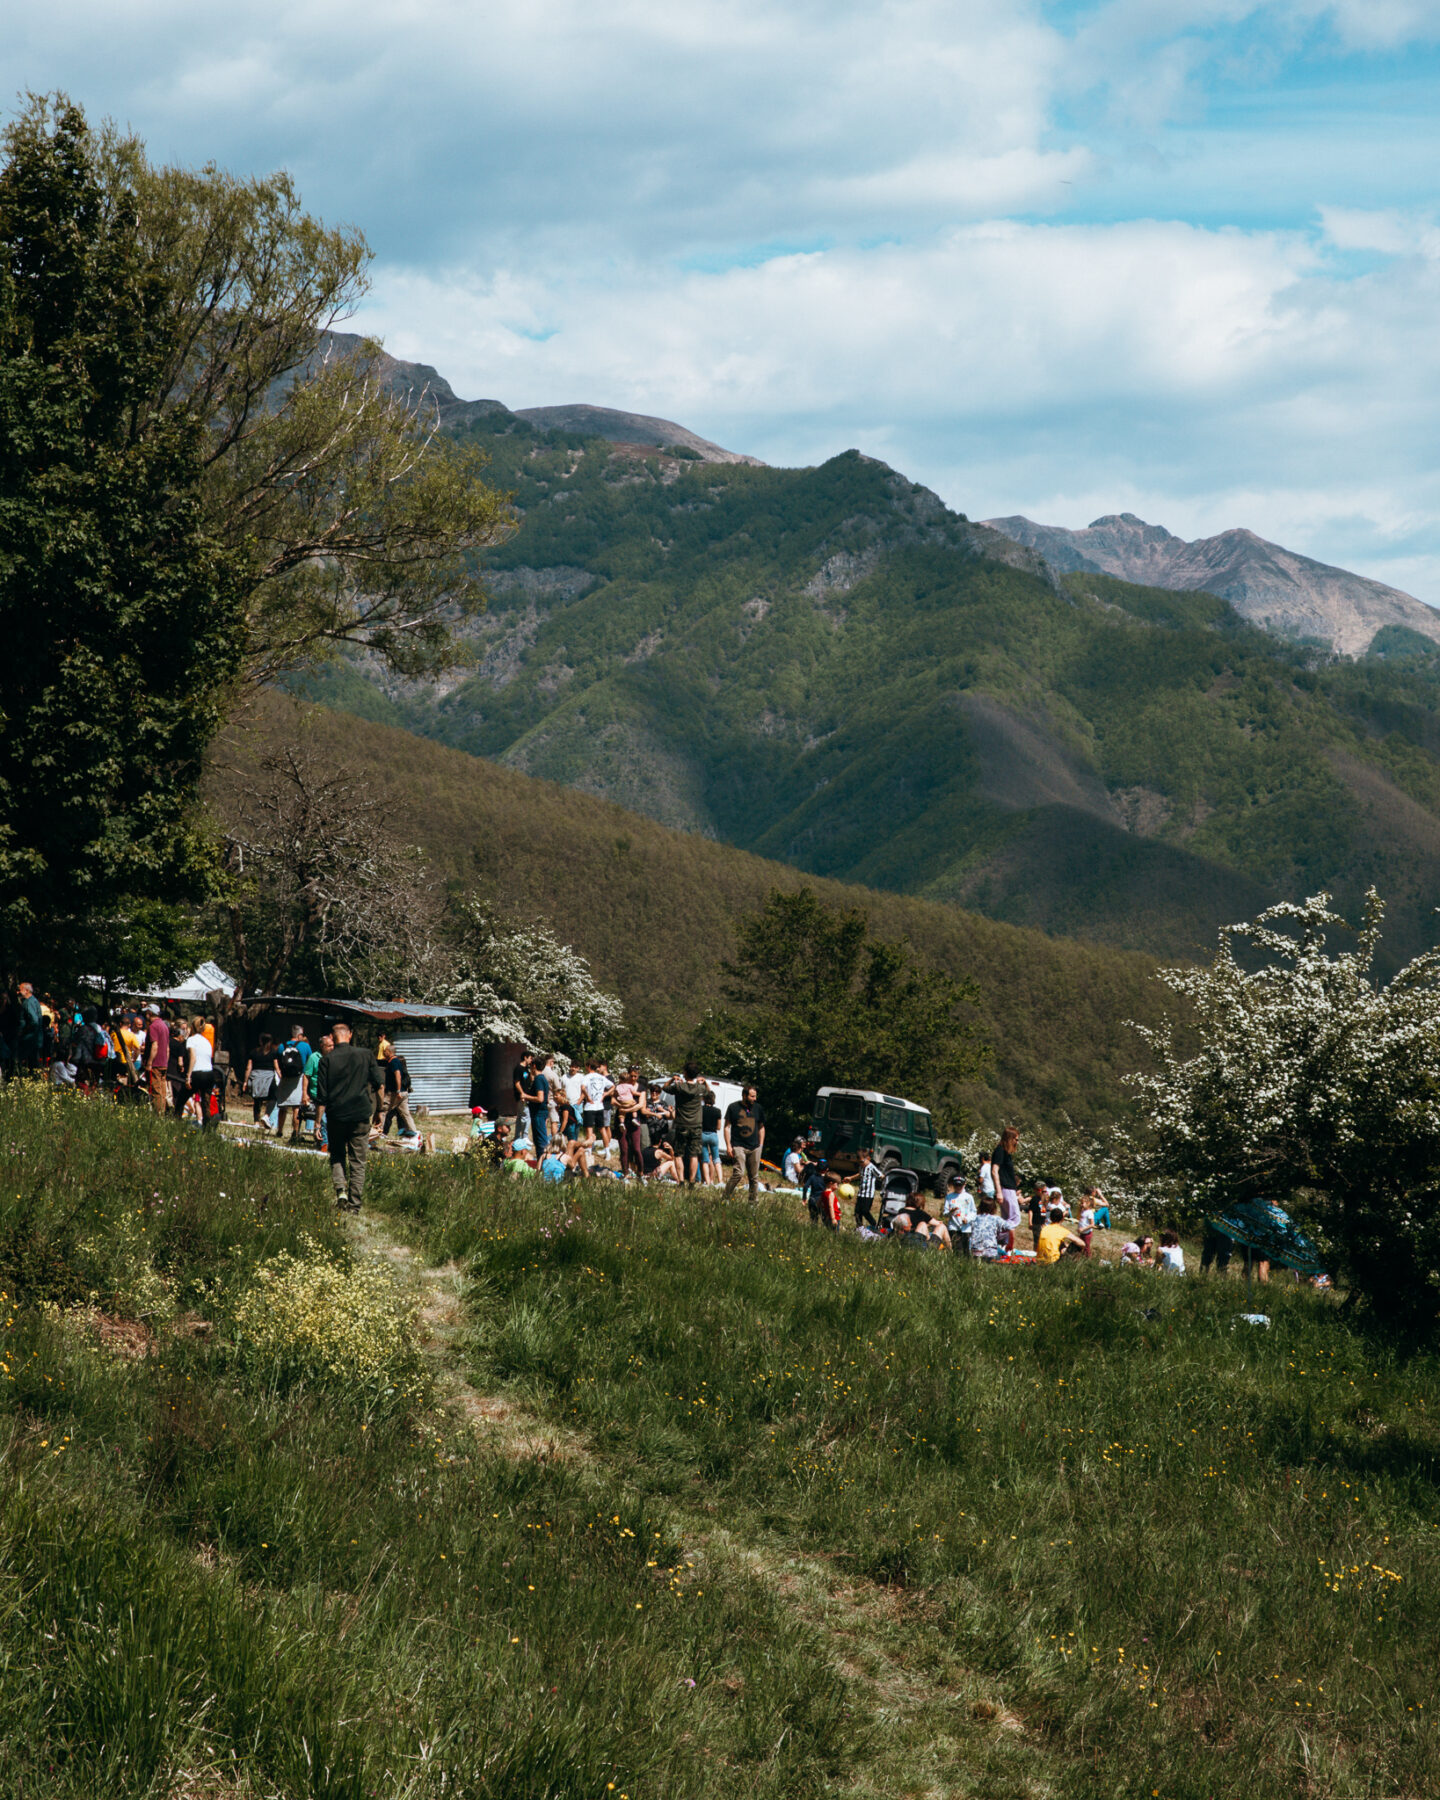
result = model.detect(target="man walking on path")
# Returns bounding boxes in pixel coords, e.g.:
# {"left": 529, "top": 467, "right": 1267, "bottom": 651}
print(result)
{"left": 317, "top": 1022, "right": 383, "bottom": 1212}
{"left": 381, "top": 1042, "right": 418, "bottom": 1137}
{"left": 664, "top": 1062, "right": 714, "bottom": 1185}
{"left": 722, "top": 1085, "right": 766, "bottom": 1201}
{"left": 16, "top": 982, "right": 43, "bottom": 1076}
{"left": 143, "top": 1005, "right": 170, "bottom": 1116}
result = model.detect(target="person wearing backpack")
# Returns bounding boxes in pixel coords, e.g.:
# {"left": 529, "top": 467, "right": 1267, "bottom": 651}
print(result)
{"left": 274, "top": 1024, "right": 311, "bottom": 1143}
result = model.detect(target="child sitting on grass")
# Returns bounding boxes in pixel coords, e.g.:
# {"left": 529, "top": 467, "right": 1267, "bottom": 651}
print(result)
{"left": 968, "top": 1197, "right": 1004, "bottom": 1260}
{"left": 1156, "top": 1230, "right": 1186, "bottom": 1273}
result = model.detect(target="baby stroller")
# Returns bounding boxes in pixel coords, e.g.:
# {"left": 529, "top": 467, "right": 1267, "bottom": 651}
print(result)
{"left": 878, "top": 1167, "right": 919, "bottom": 1233}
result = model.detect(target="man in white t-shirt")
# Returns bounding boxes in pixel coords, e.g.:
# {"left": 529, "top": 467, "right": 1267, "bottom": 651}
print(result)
{"left": 580, "top": 1062, "right": 611, "bottom": 1152}
{"left": 184, "top": 1017, "right": 217, "bottom": 1131}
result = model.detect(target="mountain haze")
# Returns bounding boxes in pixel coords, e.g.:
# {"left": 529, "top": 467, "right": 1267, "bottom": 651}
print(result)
{"left": 985, "top": 511, "right": 1440, "bottom": 658}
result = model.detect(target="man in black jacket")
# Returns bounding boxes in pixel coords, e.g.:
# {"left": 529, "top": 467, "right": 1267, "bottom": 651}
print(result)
{"left": 316, "top": 1022, "right": 384, "bottom": 1212}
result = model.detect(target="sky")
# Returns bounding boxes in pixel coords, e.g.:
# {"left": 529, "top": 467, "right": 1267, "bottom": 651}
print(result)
{"left": 9, "top": 1, "right": 1440, "bottom": 597}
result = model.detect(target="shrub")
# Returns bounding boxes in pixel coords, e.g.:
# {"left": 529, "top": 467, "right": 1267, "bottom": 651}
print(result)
{"left": 1128, "top": 890, "right": 1440, "bottom": 1333}
{"left": 231, "top": 1234, "right": 428, "bottom": 1407}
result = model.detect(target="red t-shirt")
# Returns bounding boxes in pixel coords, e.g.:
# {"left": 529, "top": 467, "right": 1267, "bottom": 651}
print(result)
{"left": 146, "top": 1017, "right": 170, "bottom": 1069}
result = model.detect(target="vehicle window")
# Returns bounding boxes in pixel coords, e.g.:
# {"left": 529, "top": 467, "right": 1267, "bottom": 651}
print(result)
{"left": 877, "top": 1104, "right": 909, "bottom": 1135}
{"left": 912, "top": 1113, "right": 935, "bottom": 1142}
{"left": 827, "top": 1094, "right": 864, "bottom": 1123}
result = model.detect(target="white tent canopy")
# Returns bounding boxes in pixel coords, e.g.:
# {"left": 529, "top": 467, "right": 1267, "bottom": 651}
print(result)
{"left": 130, "top": 960, "right": 237, "bottom": 1003}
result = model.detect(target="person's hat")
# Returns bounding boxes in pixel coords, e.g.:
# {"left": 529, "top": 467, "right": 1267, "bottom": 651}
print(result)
{"left": 146, "top": 1003, "right": 160, "bottom": 1015}
{"left": 471, "top": 1105, "right": 487, "bottom": 1116}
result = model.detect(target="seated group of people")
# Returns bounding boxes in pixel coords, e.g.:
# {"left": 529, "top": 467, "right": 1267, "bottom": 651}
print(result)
{"left": 792, "top": 1149, "right": 1115, "bottom": 1263}
{"left": 495, "top": 1117, "right": 687, "bottom": 1184}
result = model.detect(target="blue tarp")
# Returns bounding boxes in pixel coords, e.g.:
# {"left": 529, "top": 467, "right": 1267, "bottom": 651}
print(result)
{"left": 1209, "top": 1197, "right": 1326, "bottom": 1275}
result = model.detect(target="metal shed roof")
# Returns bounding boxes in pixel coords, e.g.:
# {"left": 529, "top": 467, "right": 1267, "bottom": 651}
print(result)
{"left": 261, "top": 997, "right": 472, "bottom": 1023}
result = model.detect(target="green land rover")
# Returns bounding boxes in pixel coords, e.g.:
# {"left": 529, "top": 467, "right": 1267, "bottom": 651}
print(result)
{"left": 806, "top": 1087, "right": 962, "bottom": 1183}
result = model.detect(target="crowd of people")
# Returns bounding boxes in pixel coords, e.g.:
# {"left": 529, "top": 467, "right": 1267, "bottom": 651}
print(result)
{"left": 4, "top": 985, "right": 1209, "bottom": 1271}
{"left": 495, "top": 1054, "right": 766, "bottom": 1197}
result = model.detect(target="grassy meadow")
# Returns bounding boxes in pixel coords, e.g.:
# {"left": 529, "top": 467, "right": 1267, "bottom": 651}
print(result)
{"left": 3, "top": 1085, "right": 1437, "bottom": 1798}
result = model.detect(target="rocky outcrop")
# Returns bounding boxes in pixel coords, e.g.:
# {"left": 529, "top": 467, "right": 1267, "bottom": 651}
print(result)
{"left": 985, "top": 511, "right": 1440, "bottom": 657}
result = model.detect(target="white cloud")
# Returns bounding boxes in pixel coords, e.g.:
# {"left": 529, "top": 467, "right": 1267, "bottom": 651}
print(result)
{"left": 9, "top": 0, "right": 1440, "bottom": 595}
{"left": 355, "top": 211, "right": 1440, "bottom": 599}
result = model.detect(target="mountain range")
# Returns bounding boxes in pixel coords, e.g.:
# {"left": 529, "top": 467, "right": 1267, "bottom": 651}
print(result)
{"left": 984, "top": 512, "right": 1440, "bottom": 659}
{"left": 292, "top": 342, "right": 1440, "bottom": 968}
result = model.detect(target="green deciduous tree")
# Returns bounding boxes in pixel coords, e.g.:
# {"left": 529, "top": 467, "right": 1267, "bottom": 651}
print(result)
{"left": 1128, "top": 891, "right": 1440, "bottom": 1335}
{"left": 692, "top": 886, "right": 990, "bottom": 1138}
{"left": 97, "top": 100, "right": 514, "bottom": 685}
{"left": 0, "top": 95, "right": 510, "bottom": 987}
{"left": 0, "top": 98, "right": 245, "bottom": 987}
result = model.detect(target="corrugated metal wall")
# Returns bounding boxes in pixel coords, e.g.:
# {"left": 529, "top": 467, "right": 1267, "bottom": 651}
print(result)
{"left": 393, "top": 1033, "right": 473, "bottom": 1114}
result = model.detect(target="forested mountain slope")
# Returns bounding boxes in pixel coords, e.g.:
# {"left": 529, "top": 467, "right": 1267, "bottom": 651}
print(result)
{"left": 293, "top": 395, "right": 1440, "bottom": 966}
{"left": 214, "top": 693, "right": 1178, "bottom": 1129}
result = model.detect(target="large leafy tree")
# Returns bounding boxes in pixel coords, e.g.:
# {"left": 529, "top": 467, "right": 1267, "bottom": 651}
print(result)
{"left": 692, "top": 886, "right": 990, "bottom": 1138}
{"left": 1129, "top": 890, "right": 1440, "bottom": 1334}
{"left": 0, "top": 98, "right": 245, "bottom": 987}
{"left": 0, "top": 96, "right": 510, "bottom": 987}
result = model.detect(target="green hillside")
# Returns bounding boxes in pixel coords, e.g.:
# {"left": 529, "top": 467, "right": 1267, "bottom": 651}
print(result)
{"left": 7, "top": 1089, "right": 1437, "bottom": 1799}
{"left": 294, "top": 410, "right": 1440, "bottom": 965}
{"left": 214, "top": 693, "right": 1178, "bottom": 1129}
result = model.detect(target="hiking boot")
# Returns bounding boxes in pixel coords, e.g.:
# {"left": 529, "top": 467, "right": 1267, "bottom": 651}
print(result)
{"left": 334, "top": 1190, "right": 350, "bottom": 1210}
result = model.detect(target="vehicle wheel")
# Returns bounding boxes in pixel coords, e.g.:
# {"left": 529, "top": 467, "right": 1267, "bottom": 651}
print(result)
{"left": 880, "top": 1151, "right": 902, "bottom": 1174}
{"left": 938, "top": 1160, "right": 961, "bottom": 1185}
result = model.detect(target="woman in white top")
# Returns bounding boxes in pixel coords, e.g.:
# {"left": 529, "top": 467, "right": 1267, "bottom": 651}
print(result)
{"left": 184, "top": 1018, "right": 217, "bottom": 1131}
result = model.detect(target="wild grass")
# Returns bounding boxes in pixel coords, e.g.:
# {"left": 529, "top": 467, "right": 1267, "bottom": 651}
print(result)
{"left": 0, "top": 1089, "right": 865, "bottom": 1798}
{"left": 4, "top": 1086, "right": 1437, "bottom": 1798}
{"left": 368, "top": 1154, "right": 1440, "bottom": 1800}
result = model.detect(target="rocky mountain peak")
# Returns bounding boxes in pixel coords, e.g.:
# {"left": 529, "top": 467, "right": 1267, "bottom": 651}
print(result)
{"left": 983, "top": 511, "right": 1440, "bottom": 657}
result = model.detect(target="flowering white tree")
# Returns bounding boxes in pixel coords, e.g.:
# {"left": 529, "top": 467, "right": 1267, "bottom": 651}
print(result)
{"left": 446, "top": 900, "right": 624, "bottom": 1063}
{"left": 1128, "top": 890, "right": 1440, "bottom": 1333}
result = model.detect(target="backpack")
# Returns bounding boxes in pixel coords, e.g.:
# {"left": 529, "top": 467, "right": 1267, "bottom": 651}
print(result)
{"left": 278, "top": 1044, "right": 304, "bottom": 1079}
{"left": 91, "top": 1026, "right": 110, "bottom": 1061}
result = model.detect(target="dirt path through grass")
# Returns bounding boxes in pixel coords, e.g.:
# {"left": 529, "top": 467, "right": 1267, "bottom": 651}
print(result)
{"left": 346, "top": 1202, "right": 1046, "bottom": 1800}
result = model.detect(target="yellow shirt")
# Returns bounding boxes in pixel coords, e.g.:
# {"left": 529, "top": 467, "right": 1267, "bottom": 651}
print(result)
{"left": 1037, "top": 1222, "right": 1071, "bottom": 1265}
